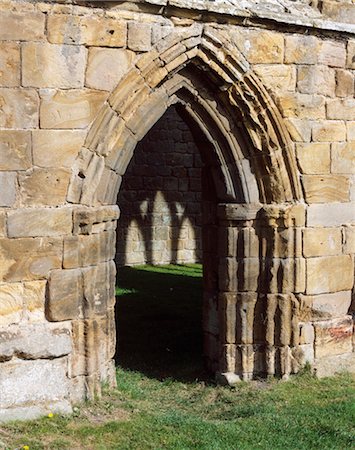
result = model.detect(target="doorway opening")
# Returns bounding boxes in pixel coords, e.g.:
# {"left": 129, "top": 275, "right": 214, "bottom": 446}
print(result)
{"left": 115, "top": 106, "right": 216, "bottom": 381}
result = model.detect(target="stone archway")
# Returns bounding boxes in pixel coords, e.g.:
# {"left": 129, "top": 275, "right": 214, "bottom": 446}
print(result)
{"left": 56, "top": 25, "right": 305, "bottom": 396}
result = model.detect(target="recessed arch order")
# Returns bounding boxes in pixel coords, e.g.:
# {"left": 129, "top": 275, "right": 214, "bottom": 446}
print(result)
{"left": 68, "top": 24, "right": 303, "bottom": 208}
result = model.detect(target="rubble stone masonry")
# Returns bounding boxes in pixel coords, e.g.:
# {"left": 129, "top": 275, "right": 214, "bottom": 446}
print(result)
{"left": 0, "top": 0, "right": 354, "bottom": 421}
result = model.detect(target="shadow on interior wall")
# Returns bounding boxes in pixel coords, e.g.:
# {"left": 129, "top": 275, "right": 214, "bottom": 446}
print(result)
{"left": 115, "top": 265, "right": 210, "bottom": 383}
{"left": 116, "top": 106, "right": 203, "bottom": 267}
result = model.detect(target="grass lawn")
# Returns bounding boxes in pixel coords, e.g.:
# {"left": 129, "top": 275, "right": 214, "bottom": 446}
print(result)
{"left": 1, "top": 265, "right": 354, "bottom": 450}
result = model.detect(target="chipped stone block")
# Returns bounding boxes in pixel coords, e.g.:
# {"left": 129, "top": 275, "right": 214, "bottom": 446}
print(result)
{"left": 299, "top": 322, "right": 315, "bottom": 345}
{"left": 22, "top": 43, "right": 87, "bottom": 88}
{"left": 346, "top": 40, "right": 355, "bottom": 69}
{"left": 335, "top": 69, "right": 354, "bottom": 97}
{"left": 311, "top": 291, "right": 352, "bottom": 318}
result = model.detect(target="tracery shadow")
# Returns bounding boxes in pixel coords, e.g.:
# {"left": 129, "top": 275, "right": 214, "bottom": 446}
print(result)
{"left": 114, "top": 265, "right": 211, "bottom": 383}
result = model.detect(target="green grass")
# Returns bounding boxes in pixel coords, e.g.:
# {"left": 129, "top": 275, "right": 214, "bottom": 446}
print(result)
{"left": 1, "top": 265, "right": 354, "bottom": 450}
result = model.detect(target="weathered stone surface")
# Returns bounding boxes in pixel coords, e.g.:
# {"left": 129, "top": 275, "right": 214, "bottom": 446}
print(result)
{"left": 284, "top": 35, "right": 319, "bottom": 64}
{"left": 346, "top": 40, "right": 355, "bottom": 69}
{"left": 0, "top": 42, "right": 20, "bottom": 87}
{"left": 0, "top": 212, "right": 5, "bottom": 237}
{"left": 312, "top": 121, "right": 346, "bottom": 142}
{"left": 331, "top": 142, "right": 355, "bottom": 174}
{"left": 307, "top": 202, "right": 355, "bottom": 226}
{"left": 306, "top": 255, "right": 354, "bottom": 295}
{"left": 0, "top": 11, "right": 45, "bottom": 41}
{"left": 302, "top": 175, "right": 350, "bottom": 203}
{"left": 19, "top": 168, "right": 71, "bottom": 206}
{"left": 7, "top": 207, "right": 72, "bottom": 238}
{"left": 22, "top": 43, "right": 87, "bottom": 88}
{"left": 310, "top": 291, "right": 352, "bottom": 318}
{"left": 0, "top": 323, "right": 71, "bottom": 360}
{"left": 235, "top": 30, "right": 284, "bottom": 64}
{"left": 296, "top": 143, "right": 330, "bottom": 174}
{"left": 303, "top": 228, "right": 342, "bottom": 257}
{"left": 86, "top": 48, "right": 135, "bottom": 91}
{"left": 297, "top": 66, "right": 335, "bottom": 97}
{"left": 0, "top": 401, "right": 72, "bottom": 423}
{"left": 318, "top": 41, "right": 346, "bottom": 68}
{"left": 0, "top": 358, "right": 70, "bottom": 409}
{"left": 40, "top": 89, "right": 107, "bottom": 129}
{"left": 0, "top": 283, "right": 23, "bottom": 326}
{"left": 314, "top": 317, "right": 353, "bottom": 359}
{"left": 347, "top": 121, "right": 355, "bottom": 140}
{"left": 314, "top": 353, "right": 355, "bottom": 378}
{"left": 0, "top": 88, "right": 38, "bottom": 128}
{"left": 23, "top": 280, "right": 47, "bottom": 323}
{"left": 0, "top": 237, "right": 62, "bottom": 282}
{"left": 32, "top": 130, "right": 85, "bottom": 168}
{"left": 0, "top": 172, "right": 17, "bottom": 207}
{"left": 299, "top": 322, "right": 314, "bottom": 345}
{"left": 343, "top": 225, "right": 355, "bottom": 254}
{"left": 278, "top": 93, "right": 325, "bottom": 119}
{"left": 128, "top": 22, "right": 152, "bottom": 52}
{"left": 48, "top": 14, "right": 126, "bottom": 46}
{"left": 327, "top": 98, "right": 355, "bottom": 121}
{"left": 335, "top": 69, "right": 354, "bottom": 97}
{"left": 0, "top": 131, "right": 32, "bottom": 170}
{"left": 254, "top": 65, "right": 296, "bottom": 92}
{"left": 47, "top": 268, "right": 83, "bottom": 321}
{"left": 285, "top": 118, "right": 312, "bottom": 142}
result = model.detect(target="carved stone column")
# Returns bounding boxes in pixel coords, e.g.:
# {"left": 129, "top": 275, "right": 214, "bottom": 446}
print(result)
{"left": 216, "top": 203, "right": 306, "bottom": 383}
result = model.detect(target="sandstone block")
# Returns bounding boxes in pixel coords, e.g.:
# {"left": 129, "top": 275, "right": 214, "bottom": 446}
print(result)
{"left": 253, "top": 65, "right": 296, "bottom": 92}
{"left": 23, "top": 280, "right": 47, "bottom": 323}
{"left": 7, "top": 207, "right": 72, "bottom": 238}
{"left": 314, "top": 317, "right": 353, "bottom": 359}
{"left": 19, "top": 168, "right": 71, "bottom": 206}
{"left": 0, "top": 172, "right": 17, "bottom": 207}
{"left": 0, "top": 131, "right": 31, "bottom": 170}
{"left": 0, "top": 322, "right": 71, "bottom": 360}
{"left": 306, "top": 255, "right": 354, "bottom": 295}
{"left": 0, "top": 212, "right": 5, "bottom": 237}
{"left": 347, "top": 122, "right": 355, "bottom": 140}
{"left": 346, "top": 40, "right": 355, "bottom": 69}
{"left": 321, "top": 1, "right": 355, "bottom": 24}
{"left": 128, "top": 22, "right": 152, "bottom": 52}
{"left": 335, "top": 69, "right": 354, "bottom": 97}
{"left": 303, "top": 228, "right": 342, "bottom": 257}
{"left": 297, "top": 66, "right": 335, "bottom": 97}
{"left": 47, "top": 268, "right": 83, "bottom": 321}
{"left": 312, "top": 121, "right": 346, "bottom": 142}
{"left": 0, "top": 88, "right": 39, "bottom": 129}
{"left": 299, "top": 322, "right": 314, "bottom": 345}
{"left": 47, "top": 14, "right": 126, "bottom": 47}
{"left": 284, "top": 35, "right": 319, "bottom": 64}
{"left": 22, "top": 43, "right": 87, "bottom": 88}
{"left": 302, "top": 175, "right": 350, "bottom": 203}
{"left": 285, "top": 119, "right": 312, "bottom": 142}
{"left": 0, "top": 12, "right": 45, "bottom": 41}
{"left": 0, "top": 358, "right": 69, "bottom": 409}
{"left": 318, "top": 41, "right": 346, "bottom": 68}
{"left": 296, "top": 143, "right": 330, "bottom": 174}
{"left": 331, "top": 142, "right": 355, "bottom": 174}
{"left": 310, "top": 291, "right": 352, "bottom": 318}
{"left": 307, "top": 202, "right": 355, "bottom": 226}
{"left": 343, "top": 225, "right": 355, "bottom": 254}
{"left": 40, "top": 89, "right": 107, "bottom": 129}
{"left": 32, "top": 130, "right": 85, "bottom": 168}
{"left": 0, "top": 237, "right": 62, "bottom": 282}
{"left": 278, "top": 93, "right": 325, "bottom": 120}
{"left": 236, "top": 30, "right": 284, "bottom": 64}
{"left": 86, "top": 48, "right": 135, "bottom": 92}
{"left": 0, "top": 283, "right": 23, "bottom": 326}
{"left": 0, "top": 43, "right": 20, "bottom": 87}
{"left": 314, "top": 353, "right": 355, "bottom": 378}
{"left": 326, "top": 98, "right": 355, "bottom": 121}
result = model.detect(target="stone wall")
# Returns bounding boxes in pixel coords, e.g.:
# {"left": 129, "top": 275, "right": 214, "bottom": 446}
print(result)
{"left": 116, "top": 106, "right": 202, "bottom": 266}
{"left": 0, "top": 0, "right": 354, "bottom": 421}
